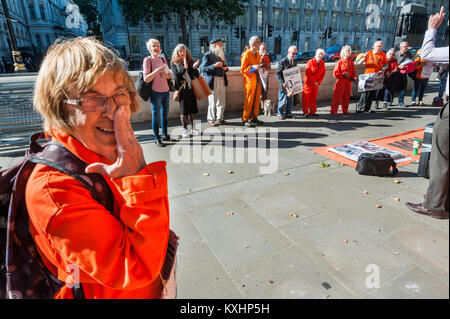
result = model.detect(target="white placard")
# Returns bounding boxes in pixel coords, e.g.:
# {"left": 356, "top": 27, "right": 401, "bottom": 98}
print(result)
{"left": 420, "top": 64, "right": 434, "bottom": 78}
{"left": 283, "top": 66, "right": 303, "bottom": 96}
{"left": 358, "top": 72, "right": 385, "bottom": 92}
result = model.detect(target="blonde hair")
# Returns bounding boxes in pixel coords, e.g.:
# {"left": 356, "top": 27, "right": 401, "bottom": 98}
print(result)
{"left": 171, "top": 43, "right": 194, "bottom": 65}
{"left": 146, "top": 38, "right": 160, "bottom": 54}
{"left": 33, "top": 37, "right": 138, "bottom": 134}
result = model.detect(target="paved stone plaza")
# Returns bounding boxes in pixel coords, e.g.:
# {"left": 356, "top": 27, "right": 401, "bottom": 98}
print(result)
{"left": 0, "top": 78, "right": 448, "bottom": 299}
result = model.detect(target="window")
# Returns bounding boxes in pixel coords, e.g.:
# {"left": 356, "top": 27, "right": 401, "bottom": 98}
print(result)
{"left": 333, "top": 0, "right": 339, "bottom": 6}
{"left": 28, "top": 4, "right": 36, "bottom": 19}
{"left": 274, "top": 9, "right": 283, "bottom": 29}
{"left": 222, "top": 36, "right": 228, "bottom": 54}
{"left": 130, "top": 35, "right": 140, "bottom": 54}
{"left": 289, "top": 10, "right": 298, "bottom": 29}
{"left": 45, "top": 34, "right": 50, "bottom": 47}
{"left": 346, "top": 0, "right": 352, "bottom": 9}
{"left": 198, "top": 16, "right": 208, "bottom": 29}
{"left": 257, "top": 7, "right": 263, "bottom": 28}
{"left": 304, "top": 36, "right": 310, "bottom": 50}
{"left": 39, "top": 4, "right": 46, "bottom": 20}
{"left": 274, "top": 36, "right": 282, "bottom": 55}
{"left": 36, "top": 34, "right": 42, "bottom": 48}
{"left": 200, "top": 36, "right": 209, "bottom": 54}
{"left": 331, "top": 13, "right": 338, "bottom": 29}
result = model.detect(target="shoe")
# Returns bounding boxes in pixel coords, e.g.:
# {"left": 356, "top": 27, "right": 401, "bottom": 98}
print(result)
{"left": 410, "top": 101, "right": 416, "bottom": 106}
{"left": 342, "top": 111, "right": 349, "bottom": 115}
{"left": 399, "top": 102, "right": 408, "bottom": 107}
{"left": 286, "top": 114, "right": 295, "bottom": 119}
{"left": 303, "top": 114, "right": 310, "bottom": 118}
{"left": 277, "top": 115, "right": 286, "bottom": 120}
{"left": 387, "top": 102, "right": 392, "bottom": 107}
{"left": 191, "top": 128, "right": 200, "bottom": 136}
{"left": 155, "top": 137, "right": 163, "bottom": 147}
{"left": 375, "top": 101, "right": 380, "bottom": 109}
{"left": 216, "top": 119, "right": 228, "bottom": 125}
{"left": 161, "top": 135, "right": 170, "bottom": 142}
{"left": 251, "top": 118, "right": 264, "bottom": 125}
{"left": 356, "top": 110, "right": 363, "bottom": 113}
{"left": 244, "top": 121, "right": 255, "bottom": 127}
{"left": 310, "top": 113, "right": 319, "bottom": 117}
{"left": 182, "top": 129, "right": 189, "bottom": 138}
{"left": 405, "top": 202, "right": 449, "bottom": 219}
{"left": 419, "top": 101, "right": 425, "bottom": 106}
{"left": 369, "top": 109, "right": 376, "bottom": 113}
{"left": 208, "top": 121, "right": 217, "bottom": 127}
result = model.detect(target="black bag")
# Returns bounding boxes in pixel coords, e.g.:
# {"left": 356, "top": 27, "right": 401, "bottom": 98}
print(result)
{"left": 136, "top": 57, "right": 153, "bottom": 101}
{"left": 355, "top": 152, "right": 399, "bottom": 177}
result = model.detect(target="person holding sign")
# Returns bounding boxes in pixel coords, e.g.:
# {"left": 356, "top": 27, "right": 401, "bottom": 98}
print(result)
{"left": 302, "top": 49, "right": 326, "bottom": 117}
{"left": 275, "top": 46, "right": 298, "bottom": 119}
{"left": 240, "top": 36, "right": 264, "bottom": 127}
{"left": 330, "top": 45, "right": 357, "bottom": 115}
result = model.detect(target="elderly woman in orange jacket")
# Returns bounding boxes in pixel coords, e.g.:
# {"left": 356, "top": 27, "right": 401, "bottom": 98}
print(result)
{"left": 330, "top": 45, "right": 357, "bottom": 115}
{"left": 25, "top": 37, "right": 172, "bottom": 299}
{"left": 302, "top": 49, "right": 326, "bottom": 117}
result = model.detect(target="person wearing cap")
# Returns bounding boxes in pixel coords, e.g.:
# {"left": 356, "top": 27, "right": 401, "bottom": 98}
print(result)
{"left": 200, "top": 38, "right": 229, "bottom": 126}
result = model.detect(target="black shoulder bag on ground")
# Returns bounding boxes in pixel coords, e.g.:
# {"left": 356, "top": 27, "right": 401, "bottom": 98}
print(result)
{"left": 136, "top": 57, "right": 153, "bottom": 101}
{"left": 355, "top": 152, "right": 399, "bottom": 177}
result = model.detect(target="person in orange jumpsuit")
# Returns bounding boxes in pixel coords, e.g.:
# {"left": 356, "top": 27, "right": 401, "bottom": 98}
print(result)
{"left": 240, "top": 36, "right": 264, "bottom": 127}
{"left": 25, "top": 37, "right": 170, "bottom": 299}
{"left": 330, "top": 45, "right": 357, "bottom": 115}
{"left": 357, "top": 40, "right": 388, "bottom": 113}
{"left": 302, "top": 49, "right": 326, "bottom": 117}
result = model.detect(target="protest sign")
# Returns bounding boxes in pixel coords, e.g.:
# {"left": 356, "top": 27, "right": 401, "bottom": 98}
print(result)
{"left": 282, "top": 66, "right": 303, "bottom": 96}
{"left": 358, "top": 72, "right": 384, "bottom": 92}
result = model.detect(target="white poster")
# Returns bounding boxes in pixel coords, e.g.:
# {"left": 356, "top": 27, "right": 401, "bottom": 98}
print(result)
{"left": 421, "top": 64, "right": 434, "bottom": 79}
{"left": 358, "top": 72, "right": 385, "bottom": 92}
{"left": 282, "top": 66, "right": 303, "bottom": 96}
{"left": 327, "top": 141, "right": 411, "bottom": 163}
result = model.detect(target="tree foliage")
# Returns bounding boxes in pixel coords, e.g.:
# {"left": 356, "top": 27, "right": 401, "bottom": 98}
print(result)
{"left": 118, "top": 0, "right": 249, "bottom": 45}
{"left": 72, "top": 0, "right": 102, "bottom": 39}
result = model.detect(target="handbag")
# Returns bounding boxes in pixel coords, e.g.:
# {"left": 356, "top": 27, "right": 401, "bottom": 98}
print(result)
{"left": 136, "top": 57, "right": 153, "bottom": 101}
{"left": 191, "top": 76, "right": 212, "bottom": 100}
{"left": 355, "top": 152, "right": 399, "bottom": 177}
{"left": 173, "top": 81, "right": 186, "bottom": 102}
{"left": 160, "top": 229, "right": 179, "bottom": 299}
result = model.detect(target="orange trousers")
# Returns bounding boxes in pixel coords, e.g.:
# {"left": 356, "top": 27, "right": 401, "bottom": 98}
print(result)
{"left": 242, "top": 80, "right": 261, "bottom": 122}
{"left": 330, "top": 80, "right": 352, "bottom": 114}
{"left": 302, "top": 84, "right": 318, "bottom": 115}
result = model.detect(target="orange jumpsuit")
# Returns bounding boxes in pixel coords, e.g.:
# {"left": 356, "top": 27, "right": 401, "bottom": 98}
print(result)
{"left": 330, "top": 58, "right": 356, "bottom": 114}
{"left": 302, "top": 58, "right": 326, "bottom": 115}
{"left": 26, "top": 131, "right": 169, "bottom": 299}
{"left": 240, "top": 49, "right": 262, "bottom": 122}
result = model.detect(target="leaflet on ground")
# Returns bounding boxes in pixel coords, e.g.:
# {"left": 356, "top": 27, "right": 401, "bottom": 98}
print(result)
{"left": 327, "top": 141, "right": 411, "bottom": 163}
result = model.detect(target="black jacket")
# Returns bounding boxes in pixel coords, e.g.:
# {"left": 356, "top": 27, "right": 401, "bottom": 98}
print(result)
{"left": 170, "top": 62, "right": 200, "bottom": 91}
{"left": 275, "top": 56, "right": 297, "bottom": 93}
{"left": 199, "top": 51, "right": 228, "bottom": 90}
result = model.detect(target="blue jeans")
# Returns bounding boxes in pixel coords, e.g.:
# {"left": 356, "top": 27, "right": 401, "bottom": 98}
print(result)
{"left": 150, "top": 91, "right": 170, "bottom": 138}
{"left": 277, "top": 90, "right": 293, "bottom": 116}
{"left": 438, "top": 76, "right": 448, "bottom": 98}
{"left": 397, "top": 90, "right": 405, "bottom": 104}
{"left": 411, "top": 78, "right": 429, "bottom": 102}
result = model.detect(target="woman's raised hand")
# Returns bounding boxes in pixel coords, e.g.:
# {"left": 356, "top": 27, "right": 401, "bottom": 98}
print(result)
{"left": 85, "top": 105, "right": 146, "bottom": 179}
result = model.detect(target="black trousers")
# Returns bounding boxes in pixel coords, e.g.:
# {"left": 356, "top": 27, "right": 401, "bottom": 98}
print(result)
{"left": 424, "top": 104, "right": 449, "bottom": 212}
{"left": 358, "top": 90, "right": 377, "bottom": 112}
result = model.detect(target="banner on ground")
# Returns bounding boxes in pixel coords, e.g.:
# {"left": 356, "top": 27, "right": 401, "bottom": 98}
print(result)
{"left": 358, "top": 72, "right": 384, "bottom": 92}
{"left": 283, "top": 66, "right": 303, "bottom": 96}
{"left": 328, "top": 141, "right": 411, "bottom": 163}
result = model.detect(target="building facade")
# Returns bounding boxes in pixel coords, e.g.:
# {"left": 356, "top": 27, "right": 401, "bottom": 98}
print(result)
{"left": 0, "top": 0, "right": 87, "bottom": 72}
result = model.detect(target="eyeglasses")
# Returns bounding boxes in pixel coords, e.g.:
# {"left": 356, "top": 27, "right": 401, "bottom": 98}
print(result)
{"left": 64, "top": 91, "right": 135, "bottom": 112}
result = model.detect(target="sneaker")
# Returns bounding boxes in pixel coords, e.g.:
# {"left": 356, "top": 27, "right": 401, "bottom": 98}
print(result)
{"left": 369, "top": 109, "right": 376, "bottom": 113}
{"left": 410, "top": 101, "right": 416, "bottom": 106}
{"left": 383, "top": 103, "right": 388, "bottom": 109}
{"left": 387, "top": 102, "right": 392, "bottom": 107}
{"left": 419, "top": 101, "right": 425, "bottom": 106}
{"left": 207, "top": 121, "right": 217, "bottom": 127}
{"left": 155, "top": 137, "right": 163, "bottom": 147}
{"left": 161, "top": 135, "right": 170, "bottom": 142}
{"left": 303, "top": 114, "right": 310, "bottom": 118}
{"left": 310, "top": 113, "right": 319, "bottom": 117}
{"left": 277, "top": 115, "right": 286, "bottom": 120}
{"left": 182, "top": 129, "right": 189, "bottom": 138}
{"left": 191, "top": 128, "right": 200, "bottom": 136}
{"left": 244, "top": 121, "right": 255, "bottom": 127}
{"left": 399, "top": 102, "right": 408, "bottom": 107}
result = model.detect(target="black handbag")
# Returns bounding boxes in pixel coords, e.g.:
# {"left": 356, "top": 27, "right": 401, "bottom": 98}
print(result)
{"left": 355, "top": 152, "right": 399, "bottom": 177}
{"left": 136, "top": 57, "right": 153, "bottom": 101}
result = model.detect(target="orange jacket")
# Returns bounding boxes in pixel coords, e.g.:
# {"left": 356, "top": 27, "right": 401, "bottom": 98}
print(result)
{"left": 364, "top": 50, "right": 388, "bottom": 74}
{"left": 414, "top": 56, "right": 429, "bottom": 79}
{"left": 333, "top": 58, "right": 356, "bottom": 81}
{"left": 26, "top": 131, "right": 169, "bottom": 299}
{"left": 303, "top": 58, "right": 326, "bottom": 86}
